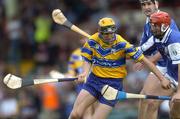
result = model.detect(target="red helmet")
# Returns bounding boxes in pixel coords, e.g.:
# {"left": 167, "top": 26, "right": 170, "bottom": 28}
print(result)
{"left": 150, "top": 11, "right": 171, "bottom": 27}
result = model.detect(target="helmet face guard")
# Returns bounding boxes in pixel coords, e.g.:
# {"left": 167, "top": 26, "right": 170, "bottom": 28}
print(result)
{"left": 98, "top": 17, "right": 117, "bottom": 43}
{"left": 99, "top": 25, "right": 117, "bottom": 44}
{"left": 99, "top": 25, "right": 117, "bottom": 34}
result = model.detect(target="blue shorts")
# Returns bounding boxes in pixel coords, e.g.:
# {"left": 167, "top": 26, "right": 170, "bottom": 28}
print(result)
{"left": 83, "top": 73, "right": 123, "bottom": 107}
{"left": 76, "top": 83, "right": 84, "bottom": 94}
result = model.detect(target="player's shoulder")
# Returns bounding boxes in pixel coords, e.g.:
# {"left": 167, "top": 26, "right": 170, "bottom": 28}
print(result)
{"left": 89, "top": 32, "right": 99, "bottom": 41}
{"left": 170, "top": 18, "right": 178, "bottom": 26}
{"left": 116, "top": 34, "right": 129, "bottom": 43}
{"left": 72, "top": 48, "right": 81, "bottom": 55}
{"left": 169, "top": 30, "right": 180, "bottom": 43}
{"left": 171, "top": 29, "right": 180, "bottom": 36}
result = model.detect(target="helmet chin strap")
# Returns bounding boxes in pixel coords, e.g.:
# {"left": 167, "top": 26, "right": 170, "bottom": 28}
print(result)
{"left": 161, "top": 24, "right": 169, "bottom": 32}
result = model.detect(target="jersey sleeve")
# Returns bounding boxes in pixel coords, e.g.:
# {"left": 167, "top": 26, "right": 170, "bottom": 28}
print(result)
{"left": 125, "top": 41, "right": 144, "bottom": 62}
{"left": 139, "top": 36, "right": 154, "bottom": 52}
{"left": 81, "top": 41, "right": 93, "bottom": 63}
{"left": 168, "top": 43, "right": 180, "bottom": 64}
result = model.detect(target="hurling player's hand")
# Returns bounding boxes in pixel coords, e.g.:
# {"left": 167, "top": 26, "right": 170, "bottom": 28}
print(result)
{"left": 160, "top": 78, "right": 171, "bottom": 90}
{"left": 77, "top": 73, "right": 86, "bottom": 83}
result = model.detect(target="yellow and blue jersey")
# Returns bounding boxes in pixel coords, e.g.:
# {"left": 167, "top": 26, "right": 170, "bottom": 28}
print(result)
{"left": 81, "top": 33, "right": 144, "bottom": 79}
{"left": 67, "top": 48, "right": 83, "bottom": 76}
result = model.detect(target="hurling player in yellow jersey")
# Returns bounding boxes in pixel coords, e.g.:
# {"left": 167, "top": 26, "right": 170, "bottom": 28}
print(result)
{"left": 68, "top": 17, "right": 171, "bottom": 119}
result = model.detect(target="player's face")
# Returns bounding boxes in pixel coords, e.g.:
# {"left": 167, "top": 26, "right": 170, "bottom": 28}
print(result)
{"left": 101, "top": 33, "right": 115, "bottom": 44}
{"left": 141, "top": 1, "right": 158, "bottom": 17}
{"left": 150, "top": 23, "right": 163, "bottom": 39}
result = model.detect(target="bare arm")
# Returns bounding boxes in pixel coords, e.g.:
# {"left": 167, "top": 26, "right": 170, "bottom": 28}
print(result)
{"left": 133, "top": 36, "right": 161, "bottom": 71}
{"left": 133, "top": 52, "right": 162, "bottom": 71}
{"left": 142, "top": 56, "right": 163, "bottom": 81}
{"left": 82, "top": 61, "right": 91, "bottom": 76}
{"left": 141, "top": 56, "right": 171, "bottom": 89}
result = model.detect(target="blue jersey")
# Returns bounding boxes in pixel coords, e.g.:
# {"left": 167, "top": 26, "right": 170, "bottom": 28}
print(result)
{"left": 140, "top": 18, "right": 179, "bottom": 67}
{"left": 152, "top": 29, "right": 180, "bottom": 81}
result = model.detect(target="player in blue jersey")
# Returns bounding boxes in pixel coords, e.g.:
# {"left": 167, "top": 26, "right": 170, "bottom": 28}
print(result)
{"left": 140, "top": 11, "right": 180, "bottom": 119}
{"left": 68, "top": 17, "right": 171, "bottom": 119}
{"left": 136, "top": 0, "right": 179, "bottom": 119}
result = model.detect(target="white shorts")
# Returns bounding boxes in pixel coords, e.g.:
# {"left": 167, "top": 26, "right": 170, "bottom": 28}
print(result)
{"left": 151, "top": 66, "right": 178, "bottom": 91}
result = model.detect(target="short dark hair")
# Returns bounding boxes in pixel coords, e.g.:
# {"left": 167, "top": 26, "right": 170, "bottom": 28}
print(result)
{"left": 139, "top": 0, "right": 157, "bottom": 4}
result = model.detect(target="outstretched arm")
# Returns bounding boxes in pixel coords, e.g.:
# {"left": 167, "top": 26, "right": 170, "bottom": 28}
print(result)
{"left": 133, "top": 52, "right": 161, "bottom": 71}
{"left": 133, "top": 36, "right": 161, "bottom": 71}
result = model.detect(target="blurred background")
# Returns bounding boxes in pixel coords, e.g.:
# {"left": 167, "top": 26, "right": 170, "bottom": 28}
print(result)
{"left": 0, "top": 0, "right": 179, "bottom": 119}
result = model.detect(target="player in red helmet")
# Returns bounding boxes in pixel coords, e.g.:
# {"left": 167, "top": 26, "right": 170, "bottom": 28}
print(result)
{"left": 136, "top": 1, "right": 179, "bottom": 119}
{"left": 150, "top": 11, "right": 171, "bottom": 38}
{"left": 141, "top": 11, "right": 180, "bottom": 119}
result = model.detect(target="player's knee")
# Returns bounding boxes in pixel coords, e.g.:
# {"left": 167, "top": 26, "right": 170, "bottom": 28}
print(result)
{"left": 170, "top": 99, "right": 180, "bottom": 119}
{"left": 139, "top": 98, "right": 147, "bottom": 106}
{"left": 70, "top": 110, "right": 81, "bottom": 119}
{"left": 146, "top": 100, "right": 160, "bottom": 111}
